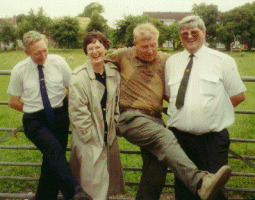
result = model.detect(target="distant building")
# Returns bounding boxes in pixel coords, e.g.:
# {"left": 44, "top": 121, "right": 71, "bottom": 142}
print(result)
{"left": 144, "top": 12, "right": 191, "bottom": 26}
{"left": 144, "top": 12, "right": 191, "bottom": 47}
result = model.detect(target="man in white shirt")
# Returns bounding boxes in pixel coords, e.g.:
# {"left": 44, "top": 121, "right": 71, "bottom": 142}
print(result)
{"left": 107, "top": 22, "right": 233, "bottom": 200}
{"left": 7, "top": 31, "right": 92, "bottom": 200}
{"left": 165, "top": 15, "right": 246, "bottom": 200}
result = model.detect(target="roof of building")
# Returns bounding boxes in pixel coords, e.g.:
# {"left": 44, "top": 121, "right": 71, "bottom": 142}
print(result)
{"left": 143, "top": 12, "right": 191, "bottom": 21}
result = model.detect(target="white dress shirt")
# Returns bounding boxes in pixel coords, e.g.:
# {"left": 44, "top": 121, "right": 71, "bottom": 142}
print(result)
{"left": 165, "top": 45, "right": 246, "bottom": 134}
{"left": 8, "top": 54, "right": 72, "bottom": 113}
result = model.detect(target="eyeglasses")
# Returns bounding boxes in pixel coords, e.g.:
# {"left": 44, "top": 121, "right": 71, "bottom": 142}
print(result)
{"left": 87, "top": 46, "right": 104, "bottom": 53}
{"left": 181, "top": 30, "right": 200, "bottom": 39}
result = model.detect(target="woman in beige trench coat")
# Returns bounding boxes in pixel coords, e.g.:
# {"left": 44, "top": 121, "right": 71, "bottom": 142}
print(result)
{"left": 69, "top": 31, "right": 125, "bottom": 200}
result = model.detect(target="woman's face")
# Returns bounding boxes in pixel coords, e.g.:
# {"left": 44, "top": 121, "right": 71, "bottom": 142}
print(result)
{"left": 86, "top": 40, "right": 108, "bottom": 66}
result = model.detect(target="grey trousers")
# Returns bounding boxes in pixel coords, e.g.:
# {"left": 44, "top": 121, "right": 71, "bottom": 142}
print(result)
{"left": 117, "top": 110, "right": 205, "bottom": 195}
{"left": 136, "top": 147, "right": 167, "bottom": 200}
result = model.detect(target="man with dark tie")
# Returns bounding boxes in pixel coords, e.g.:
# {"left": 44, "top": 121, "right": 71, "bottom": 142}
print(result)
{"left": 7, "top": 31, "right": 92, "bottom": 200}
{"left": 106, "top": 22, "right": 233, "bottom": 200}
{"left": 165, "top": 15, "right": 246, "bottom": 200}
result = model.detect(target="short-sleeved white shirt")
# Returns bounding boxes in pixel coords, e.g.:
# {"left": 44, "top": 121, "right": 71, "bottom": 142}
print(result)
{"left": 165, "top": 45, "right": 246, "bottom": 134}
{"left": 7, "top": 54, "right": 72, "bottom": 113}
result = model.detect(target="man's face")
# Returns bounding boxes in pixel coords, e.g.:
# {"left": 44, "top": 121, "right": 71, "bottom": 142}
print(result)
{"left": 180, "top": 27, "right": 206, "bottom": 54}
{"left": 134, "top": 36, "right": 158, "bottom": 62}
{"left": 25, "top": 39, "right": 48, "bottom": 65}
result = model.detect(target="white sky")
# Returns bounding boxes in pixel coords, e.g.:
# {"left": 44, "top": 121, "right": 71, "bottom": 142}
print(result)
{"left": 0, "top": 0, "right": 254, "bottom": 27}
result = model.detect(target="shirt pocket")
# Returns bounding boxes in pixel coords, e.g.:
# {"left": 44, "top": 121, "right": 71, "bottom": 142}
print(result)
{"left": 23, "top": 79, "right": 38, "bottom": 98}
{"left": 200, "top": 74, "right": 219, "bottom": 96}
{"left": 168, "top": 78, "right": 181, "bottom": 98}
{"left": 48, "top": 74, "right": 64, "bottom": 90}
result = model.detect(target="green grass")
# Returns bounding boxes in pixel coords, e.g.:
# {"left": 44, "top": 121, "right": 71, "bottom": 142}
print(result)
{"left": 0, "top": 50, "right": 255, "bottom": 199}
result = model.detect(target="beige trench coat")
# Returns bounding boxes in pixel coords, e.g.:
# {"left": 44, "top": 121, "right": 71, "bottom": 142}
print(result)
{"left": 69, "top": 61, "right": 125, "bottom": 199}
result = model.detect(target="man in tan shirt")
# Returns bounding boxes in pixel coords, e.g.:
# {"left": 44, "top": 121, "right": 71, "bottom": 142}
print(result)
{"left": 106, "top": 22, "right": 232, "bottom": 200}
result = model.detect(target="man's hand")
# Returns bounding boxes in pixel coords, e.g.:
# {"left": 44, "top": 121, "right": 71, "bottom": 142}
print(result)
{"left": 8, "top": 94, "right": 23, "bottom": 112}
{"left": 230, "top": 92, "right": 245, "bottom": 107}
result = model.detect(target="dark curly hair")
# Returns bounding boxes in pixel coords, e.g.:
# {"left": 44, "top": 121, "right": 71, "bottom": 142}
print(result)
{"left": 83, "top": 31, "right": 110, "bottom": 55}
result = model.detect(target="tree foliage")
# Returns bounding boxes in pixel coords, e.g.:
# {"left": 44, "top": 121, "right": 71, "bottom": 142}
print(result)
{"left": 4, "top": 2, "right": 255, "bottom": 51}
{"left": 112, "top": 15, "right": 168, "bottom": 47}
{"left": 111, "top": 15, "right": 134, "bottom": 47}
{"left": 192, "top": 3, "right": 219, "bottom": 48}
{"left": 51, "top": 16, "right": 80, "bottom": 49}
{"left": 78, "top": 2, "right": 104, "bottom": 18}
{"left": 216, "top": 22, "right": 235, "bottom": 51}
{"left": 219, "top": 2, "right": 255, "bottom": 51}
{"left": 0, "top": 20, "right": 17, "bottom": 49}
{"left": 17, "top": 7, "right": 52, "bottom": 39}
{"left": 85, "top": 11, "right": 108, "bottom": 34}
{"left": 166, "top": 22, "right": 182, "bottom": 50}
{"left": 16, "top": 14, "right": 28, "bottom": 24}
{"left": 78, "top": 3, "right": 109, "bottom": 39}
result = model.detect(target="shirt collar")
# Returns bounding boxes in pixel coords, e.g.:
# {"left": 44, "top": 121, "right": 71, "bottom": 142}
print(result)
{"left": 85, "top": 61, "right": 116, "bottom": 80}
{"left": 194, "top": 45, "right": 206, "bottom": 59}
{"left": 28, "top": 57, "right": 39, "bottom": 69}
{"left": 183, "top": 45, "right": 206, "bottom": 60}
{"left": 28, "top": 56, "right": 49, "bottom": 69}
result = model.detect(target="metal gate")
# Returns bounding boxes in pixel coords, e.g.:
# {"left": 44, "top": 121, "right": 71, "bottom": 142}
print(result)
{"left": 1, "top": 70, "right": 255, "bottom": 199}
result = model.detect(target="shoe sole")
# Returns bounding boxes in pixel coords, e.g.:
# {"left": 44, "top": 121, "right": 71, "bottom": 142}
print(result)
{"left": 203, "top": 165, "right": 232, "bottom": 200}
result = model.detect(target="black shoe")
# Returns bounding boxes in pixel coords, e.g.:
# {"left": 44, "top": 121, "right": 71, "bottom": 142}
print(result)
{"left": 71, "top": 185, "right": 93, "bottom": 200}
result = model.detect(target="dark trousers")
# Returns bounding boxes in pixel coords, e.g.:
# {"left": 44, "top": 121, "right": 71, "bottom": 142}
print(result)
{"left": 169, "top": 127, "right": 230, "bottom": 200}
{"left": 23, "top": 105, "right": 78, "bottom": 200}
{"left": 136, "top": 148, "right": 167, "bottom": 200}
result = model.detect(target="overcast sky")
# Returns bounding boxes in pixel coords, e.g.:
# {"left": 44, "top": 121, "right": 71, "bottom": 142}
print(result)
{"left": 0, "top": 0, "right": 254, "bottom": 27}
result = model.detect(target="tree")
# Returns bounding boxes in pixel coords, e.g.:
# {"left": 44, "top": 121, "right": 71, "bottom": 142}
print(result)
{"left": 78, "top": 3, "right": 109, "bottom": 37}
{"left": 85, "top": 11, "right": 109, "bottom": 34}
{"left": 216, "top": 24, "right": 235, "bottom": 51}
{"left": 219, "top": 2, "right": 255, "bottom": 51}
{"left": 17, "top": 7, "right": 52, "bottom": 39}
{"left": 51, "top": 16, "right": 80, "bottom": 49}
{"left": 16, "top": 14, "right": 28, "bottom": 24}
{"left": 113, "top": 15, "right": 168, "bottom": 47}
{"left": 166, "top": 21, "right": 182, "bottom": 50}
{"left": 192, "top": 3, "right": 219, "bottom": 48}
{"left": 111, "top": 15, "right": 134, "bottom": 47}
{"left": 78, "top": 2, "right": 104, "bottom": 18}
{"left": 0, "top": 20, "right": 17, "bottom": 50}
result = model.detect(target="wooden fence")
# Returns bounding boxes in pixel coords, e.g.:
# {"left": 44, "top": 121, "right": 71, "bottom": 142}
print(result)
{"left": 0, "top": 70, "right": 255, "bottom": 199}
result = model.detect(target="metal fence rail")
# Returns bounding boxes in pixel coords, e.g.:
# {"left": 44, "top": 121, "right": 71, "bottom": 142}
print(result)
{"left": 1, "top": 70, "right": 255, "bottom": 199}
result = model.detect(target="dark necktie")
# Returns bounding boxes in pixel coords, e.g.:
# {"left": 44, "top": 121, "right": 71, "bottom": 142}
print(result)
{"left": 38, "top": 65, "right": 55, "bottom": 124}
{"left": 175, "top": 54, "right": 194, "bottom": 109}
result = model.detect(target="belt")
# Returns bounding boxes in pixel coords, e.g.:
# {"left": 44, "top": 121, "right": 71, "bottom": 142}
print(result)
{"left": 169, "top": 127, "right": 227, "bottom": 136}
{"left": 120, "top": 107, "right": 162, "bottom": 118}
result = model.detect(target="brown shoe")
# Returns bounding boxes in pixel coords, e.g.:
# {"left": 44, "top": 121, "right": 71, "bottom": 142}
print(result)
{"left": 71, "top": 185, "right": 93, "bottom": 200}
{"left": 197, "top": 165, "right": 232, "bottom": 200}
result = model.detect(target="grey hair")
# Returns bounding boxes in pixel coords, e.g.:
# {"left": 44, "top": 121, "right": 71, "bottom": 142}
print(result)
{"left": 23, "top": 31, "right": 48, "bottom": 52}
{"left": 178, "top": 15, "right": 206, "bottom": 33}
{"left": 133, "top": 22, "right": 159, "bottom": 43}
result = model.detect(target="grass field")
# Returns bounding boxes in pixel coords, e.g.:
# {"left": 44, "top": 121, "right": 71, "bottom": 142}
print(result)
{"left": 0, "top": 49, "right": 254, "bottom": 199}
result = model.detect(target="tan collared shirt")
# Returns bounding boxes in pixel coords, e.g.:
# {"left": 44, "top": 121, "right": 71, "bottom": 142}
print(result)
{"left": 106, "top": 47, "right": 170, "bottom": 112}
